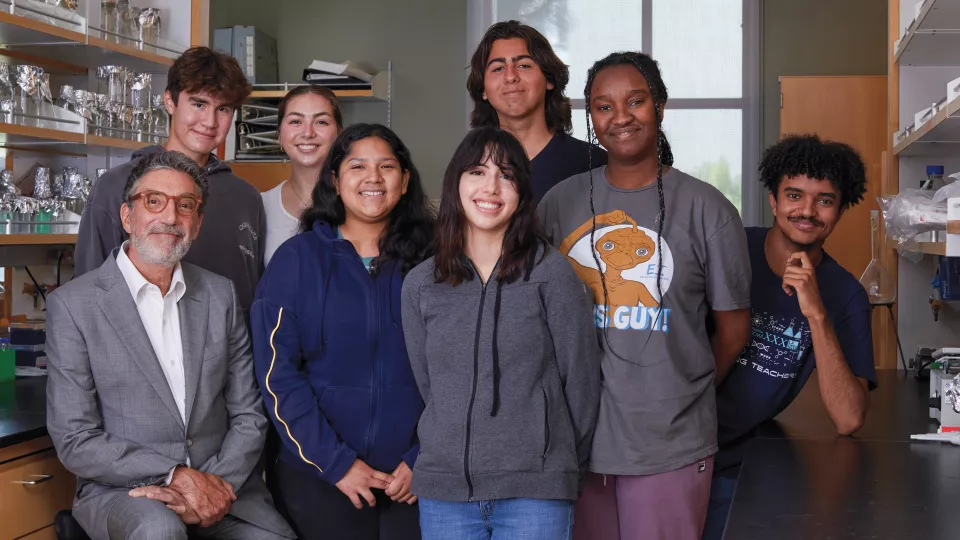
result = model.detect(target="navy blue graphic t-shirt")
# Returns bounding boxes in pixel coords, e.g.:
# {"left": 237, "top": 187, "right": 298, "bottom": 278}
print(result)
{"left": 714, "top": 227, "right": 876, "bottom": 472}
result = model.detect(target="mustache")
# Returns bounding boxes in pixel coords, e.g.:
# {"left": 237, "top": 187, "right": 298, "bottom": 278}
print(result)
{"left": 788, "top": 216, "right": 823, "bottom": 227}
{"left": 146, "top": 223, "right": 186, "bottom": 237}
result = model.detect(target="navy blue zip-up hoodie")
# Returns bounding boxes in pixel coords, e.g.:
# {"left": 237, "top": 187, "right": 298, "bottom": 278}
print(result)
{"left": 251, "top": 220, "right": 423, "bottom": 484}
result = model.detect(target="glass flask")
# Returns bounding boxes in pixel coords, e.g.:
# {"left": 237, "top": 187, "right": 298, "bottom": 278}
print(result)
{"left": 860, "top": 209, "right": 897, "bottom": 305}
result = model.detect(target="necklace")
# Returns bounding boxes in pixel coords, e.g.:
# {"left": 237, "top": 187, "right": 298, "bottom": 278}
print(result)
{"left": 287, "top": 181, "right": 309, "bottom": 207}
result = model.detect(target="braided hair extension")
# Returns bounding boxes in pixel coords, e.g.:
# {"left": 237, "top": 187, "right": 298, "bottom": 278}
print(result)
{"left": 584, "top": 52, "right": 673, "bottom": 358}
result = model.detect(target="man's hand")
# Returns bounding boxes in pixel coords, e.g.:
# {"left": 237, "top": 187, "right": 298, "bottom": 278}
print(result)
{"left": 385, "top": 462, "right": 417, "bottom": 505}
{"left": 168, "top": 467, "right": 237, "bottom": 527}
{"left": 128, "top": 486, "right": 200, "bottom": 524}
{"left": 335, "top": 459, "right": 395, "bottom": 510}
{"left": 782, "top": 252, "right": 827, "bottom": 320}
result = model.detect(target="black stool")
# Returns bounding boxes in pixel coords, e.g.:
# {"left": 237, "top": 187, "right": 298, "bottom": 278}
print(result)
{"left": 55, "top": 510, "right": 91, "bottom": 540}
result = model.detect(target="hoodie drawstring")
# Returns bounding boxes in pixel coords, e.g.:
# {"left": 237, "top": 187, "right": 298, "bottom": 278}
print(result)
{"left": 490, "top": 278, "right": 504, "bottom": 417}
{"left": 489, "top": 252, "right": 536, "bottom": 417}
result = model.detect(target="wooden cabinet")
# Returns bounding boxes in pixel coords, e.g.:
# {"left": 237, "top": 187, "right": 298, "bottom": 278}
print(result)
{"left": 0, "top": 437, "right": 75, "bottom": 540}
{"left": 780, "top": 76, "right": 887, "bottom": 281}
{"left": 780, "top": 75, "right": 894, "bottom": 370}
{"left": 17, "top": 527, "right": 55, "bottom": 540}
{"left": 229, "top": 161, "right": 290, "bottom": 193}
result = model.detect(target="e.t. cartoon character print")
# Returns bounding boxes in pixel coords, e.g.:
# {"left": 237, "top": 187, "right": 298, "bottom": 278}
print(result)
{"left": 559, "top": 209, "right": 674, "bottom": 332}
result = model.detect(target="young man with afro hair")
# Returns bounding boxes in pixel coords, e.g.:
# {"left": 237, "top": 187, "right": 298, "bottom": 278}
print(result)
{"left": 702, "top": 134, "right": 877, "bottom": 540}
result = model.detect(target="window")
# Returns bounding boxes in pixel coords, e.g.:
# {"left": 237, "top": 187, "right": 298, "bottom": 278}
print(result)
{"left": 467, "top": 0, "right": 761, "bottom": 223}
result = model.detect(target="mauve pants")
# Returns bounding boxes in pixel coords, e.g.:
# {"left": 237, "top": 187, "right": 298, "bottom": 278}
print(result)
{"left": 573, "top": 457, "right": 714, "bottom": 540}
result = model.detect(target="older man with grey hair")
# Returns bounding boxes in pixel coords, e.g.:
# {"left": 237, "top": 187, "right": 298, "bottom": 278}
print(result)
{"left": 46, "top": 151, "right": 294, "bottom": 540}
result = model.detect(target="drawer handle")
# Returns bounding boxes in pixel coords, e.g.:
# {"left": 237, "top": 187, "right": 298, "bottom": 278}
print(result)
{"left": 12, "top": 474, "right": 54, "bottom": 485}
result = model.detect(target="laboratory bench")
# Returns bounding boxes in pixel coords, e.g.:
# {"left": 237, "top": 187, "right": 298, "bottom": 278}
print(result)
{"left": 0, "top": 376, "right": 74, "bottom": 540}
{"left": 725, "top": 370, "right": 957, "bottom": 539}
{"left": 1, "top": 371, "right": 954, "bottom": 539}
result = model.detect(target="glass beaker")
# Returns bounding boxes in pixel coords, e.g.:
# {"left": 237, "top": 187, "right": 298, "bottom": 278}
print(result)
{"left": 136, "top": 8, "right": 161, "bottom": 48}
{"left": 129, "top": 72, "right": 151, "bottom": 108}
{"left": 101, "top": 0, "right": 120, "bottom": 42}
{"left": 118, "top": 0, "right": 136, "bottom": 42}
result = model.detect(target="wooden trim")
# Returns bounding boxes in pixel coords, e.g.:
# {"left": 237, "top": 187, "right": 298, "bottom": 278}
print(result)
{"left": 0, "top": 436, "right": 53, "bottom": 465}
{"left": 0, "top": 50, "right": 86, "bottom": 75}
{"left": 191, "top": 0, "right": 200, "bottom": 46}
{"left": 2, "top": 149, "right": 9, "bottom": 318}
{"left": 777, "top": 75, "right": 887, "bottom": 80}
{"left": 0, "top": 12, "right": 85, "bottom": 43}
{"left": 87, "top": 135, "right": 158, "bottom": 151}
{"left": 228, "top": 161, "right": 290, "bottom": 192}
{"left": 250, "top": 89, "right": 376, "bottom": 100}
{"left": 893, "top": 96, "right": 960, "bottom": 155}
{"left": 882, "top": 0, "right": 901, "bottom": 370}
{"left": 0, "top": 134, "right": 156, "bottom": 155}
{"left": 0, "top": 144, "right": 85, "bottom": 157}
{"left": 0, "top": 123, "right": 84, "bottom": 144}
{"left": 918, "top": 242, "right": 946, "bottom": 256}
{"left": 20, "top": 525, "right": 57, "bottom": 540}
{"left": 2, "top": 265, "right": 11, "bottom": 319}
{"left": 87, "top": 36, "right": 175, "bottom": 67}
{"left": 191, "top": 0, "right": 210, "bottom": 47}
{"left": 0, "top": 234, "right": 77, "bottom": 246}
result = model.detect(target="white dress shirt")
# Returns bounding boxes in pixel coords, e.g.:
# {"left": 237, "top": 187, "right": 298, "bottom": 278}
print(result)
{"left": 115, "top": 242, "right": 188, "bottom": 424}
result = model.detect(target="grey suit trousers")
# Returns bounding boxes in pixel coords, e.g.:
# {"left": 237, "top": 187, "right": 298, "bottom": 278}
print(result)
{"left": 104, "top": 489, "right": 290, "bottom": 540}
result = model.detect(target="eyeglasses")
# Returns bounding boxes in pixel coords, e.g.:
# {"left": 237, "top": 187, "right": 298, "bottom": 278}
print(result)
{"left": 129, "top": 190, "right": 202, "bottom": 216}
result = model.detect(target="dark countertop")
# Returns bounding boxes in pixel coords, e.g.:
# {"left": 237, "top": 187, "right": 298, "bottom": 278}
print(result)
{"left": 2, "top": 371, "right": 954, "bottom": 536}
{"left": 0, "top": 376, "right": 48, "bottom": 449}
{"left": 726, "top": 370, "right": 957, "bottom": 539}
{"left": 755, "top": 369, "right": 938, "bottom": 442}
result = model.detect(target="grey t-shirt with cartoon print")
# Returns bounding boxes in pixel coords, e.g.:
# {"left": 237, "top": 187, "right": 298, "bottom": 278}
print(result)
{"left": 537, "top": 165, "right": 751, "bottom": 476}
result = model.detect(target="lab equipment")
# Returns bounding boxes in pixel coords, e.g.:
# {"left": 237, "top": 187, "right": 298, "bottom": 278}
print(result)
{"left": 0, "top": 338, "right": 14, "bottom": 382}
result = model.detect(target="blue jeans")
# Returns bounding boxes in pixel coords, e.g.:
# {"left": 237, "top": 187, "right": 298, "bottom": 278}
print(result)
{"left": 701, "top": 473, "right": 738, "bottom": 540}
{"left": 419, "top": 498, "right": 574, "bottom": 540}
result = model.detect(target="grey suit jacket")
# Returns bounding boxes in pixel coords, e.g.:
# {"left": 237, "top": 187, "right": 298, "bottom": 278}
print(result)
{"left": 45, "top": 254, "right": 294, "bottom": 540}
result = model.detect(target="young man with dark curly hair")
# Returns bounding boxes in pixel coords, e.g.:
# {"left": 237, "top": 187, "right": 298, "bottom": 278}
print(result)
{"left": 468, "top": 20, "right": 606, "bottom": 202}
{"left": 76, "top": 47, "right": 263, "bottom": 317}
{"left": 702, "top": 134, "right": 877, "bottom": 540}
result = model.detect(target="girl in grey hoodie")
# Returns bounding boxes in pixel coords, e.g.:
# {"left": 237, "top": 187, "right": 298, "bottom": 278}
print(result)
{"left": 401, "top": 127, "right": 601, "bottom": 539}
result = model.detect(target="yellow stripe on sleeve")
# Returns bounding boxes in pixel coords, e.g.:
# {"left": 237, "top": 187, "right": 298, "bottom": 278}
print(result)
{"left": 265, "top": 307, "right": 324, "bottom": 473}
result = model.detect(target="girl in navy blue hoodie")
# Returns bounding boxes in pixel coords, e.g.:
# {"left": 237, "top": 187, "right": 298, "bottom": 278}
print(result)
{"left": 252, "top": 123, "right": 434, "bottom": 540}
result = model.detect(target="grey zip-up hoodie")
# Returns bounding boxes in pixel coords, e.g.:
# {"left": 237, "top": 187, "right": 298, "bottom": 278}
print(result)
{"left": 401, "top": 246, "right": 601, "bottom": 502}
{"left": 75, "top": 146, "right": 266, "bottom": 315}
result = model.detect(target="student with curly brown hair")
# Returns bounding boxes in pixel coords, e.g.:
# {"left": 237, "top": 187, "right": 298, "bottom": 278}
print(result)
{"left": 468, "top": 21, "right": 606, "bottom": 202}
{"left": 704, "top": 134, "right": 877, "bottom": 540}
{"left": 76, "top": 46, "right": 263, "bottom": 317}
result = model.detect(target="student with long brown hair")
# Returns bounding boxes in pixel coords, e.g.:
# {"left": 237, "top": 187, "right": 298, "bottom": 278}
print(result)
{"left": 468, "top": 21, "right": 606, "bottom": 202}
{"left": 401, "top": 126, "right": 600, "bottom": 539}
{"left": 253, "top": 124, "right": 434, "bottom": 540}
{"left": 262, "top": 85, "right": 344, "bottom": 264}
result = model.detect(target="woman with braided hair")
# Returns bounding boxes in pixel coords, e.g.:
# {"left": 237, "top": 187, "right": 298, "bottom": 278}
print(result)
{"left": 537, "top": 52, "right": 752, "bottom": 539}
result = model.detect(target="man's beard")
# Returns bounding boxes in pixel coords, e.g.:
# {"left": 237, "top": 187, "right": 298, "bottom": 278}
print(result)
{"left": 131, "top": 223, "right": 192, "bottom": 267}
